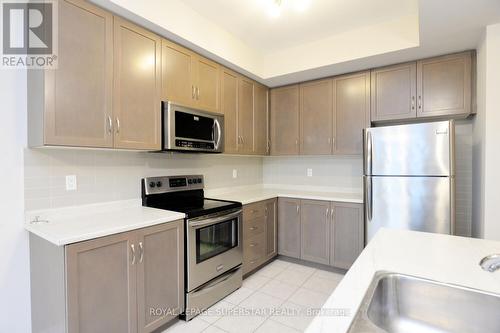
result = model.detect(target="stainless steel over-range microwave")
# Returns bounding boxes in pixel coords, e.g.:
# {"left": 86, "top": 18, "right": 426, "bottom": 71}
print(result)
{"left": 162, "top": 101, "right": 224, "bottom": 153}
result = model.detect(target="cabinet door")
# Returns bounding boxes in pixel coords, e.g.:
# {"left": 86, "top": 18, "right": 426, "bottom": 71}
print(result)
{"left": 333, "top": 72, "right": 371, "bottom": 155}
{"left": 221, "top": 68, "right": 239, "bottom": 154}
{"left": 44, "top": 0, "right": 113, "bottom": 147}
{"left": 238, "top": 77, "right": 255, "bottom": 154}
{"left": 254, "top": 83, "right": 269, "bottom": 155}
{"left": 194, "top": 56, "right": 220, "bottom": 113}
{"left": 270, "top": 85, "right": 300, "bottom": 155}
{"left": 331, "top": 202, "right": 364, "bottom": 269}
{"left": 265, "top": 199, "right": 278, "bottom": 260}
{"left": 299, "top": 79, "right": 333, "bottom": 155}
{"left": 113, "top": 17, "right": 161, "bottom": 150}
{"left": 300, "top": 200, "right": 330, "bottom": 265}
{"left": 66, "top": 232, "right": 137, "bottom": 333}
{"left": 278, "top": 198, "right": 301, "bottom": 258}
{"left": 371, "top": 62, "right": 417, "bottom": 122}
{"left": 417, "top": 52, "right": 472, "bottom": 118}
{"left": 161, "top": 39, "right": 196, "bottom": 107}
{"left": 136, "top": 221, "right": 184, "bottom": 333}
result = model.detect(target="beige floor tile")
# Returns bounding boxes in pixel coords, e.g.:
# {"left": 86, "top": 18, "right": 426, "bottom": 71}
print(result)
{"left": 202, "top": 325, "right": 228, "bottom": 333}
{"left": 198, "top": 300, "right": 236, "bottom": 324}
{"left": 301, "top": 275, "right": 342, "bottom": 294}
{"left": 274, "top": 267, "right": 314, "bottom": 286}
{"left": 312, "top": 269, "right": 345, "bottom": 281}
{"left": 252, "top": 264, "right": 286, "bottom": 278}
{"left": 223, "top": 286, "right": 255, "bottom": 305}
{"left": 163, "top": 316, "right": 210, "bottom": 333}
{"left": 259, "top": 278, "right": 299, "bottom": 300}
{"left": 287, "top": 288, "right": 330, "bottom": 309}
{"left": 213, "top": 307, "right": 267, "bottom": 333}
{"left": 243, "top": 274, "right": 271, "bottom": 290}
{"left": 285, "top": 263, "right": 317, "bottom": 275}
{"left": 255, "top": 319, "right": 301, "bottom": 333}
{"left": 265, "top": 259, "right": 292, "bottom": 270}
{"left": 270, "top": 301, "right": 315, "bottom": 332}
{"left": 239, "top": 291, "right": 284, "bottom": 316}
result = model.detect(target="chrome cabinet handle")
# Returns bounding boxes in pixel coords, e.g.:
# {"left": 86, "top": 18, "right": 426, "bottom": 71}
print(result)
{"left": 249, "top": 243, "right": 257, "bottom": 247}
{"left": 196, "top": 86, "right": 200, "bottom": 100}
{"left": 130, "top": 244, "right": 136, "bottom": 265}
{"left": 295, "top": 139, "right": 299, "bottom": 146}
{"left": 249, "top": 227, "right": 258, "bottom": 231}
{"left": 326, "top": 208, "right": 329, "bottom": 219}
{"left": 138, "top": 241, "right": 144, "bottom": 264}
{"left": 116, "top": 118, "right": 120, "bottom": 134}
{"left": 107, "top": 116, "right": 112, "bottom": 134}
{"left": 296, "top": 205, "right": 299, "bottom": 214}
{"left": 418, "top": 95, "right": 422, "bottom": 109}
{"left": 192, "top": 85, "right": 196, "bottom": 99}
{"left": 411, "top": 96, "right": 416, "bottom": 110}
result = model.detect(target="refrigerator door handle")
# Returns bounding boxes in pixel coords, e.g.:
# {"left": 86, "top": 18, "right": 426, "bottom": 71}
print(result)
{"left": 365, "top": 176, "right": 373, "bottom": 222}
{"left": 364, "top": 130, "right": 373, "bottom": 175}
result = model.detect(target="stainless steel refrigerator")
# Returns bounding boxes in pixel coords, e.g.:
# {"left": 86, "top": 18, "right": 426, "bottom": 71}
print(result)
{"left": 363, "top": 120, "right": 455, "bottom": 243}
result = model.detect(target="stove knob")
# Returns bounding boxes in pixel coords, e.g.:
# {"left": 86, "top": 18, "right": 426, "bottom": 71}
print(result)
{"left": 188, "top": 179, "right": 193, "bottom": 184}
{"left": 197, "top": 178, "right": 202, "bottom": 184}
{"left": 192, "top": 179, "right": 197, "bottom": 184}
{"left": 156, "top": 181, "right": 163, "bottom": 187}
{"left": 149, "top": 182, "right": 156, "bottom": 188}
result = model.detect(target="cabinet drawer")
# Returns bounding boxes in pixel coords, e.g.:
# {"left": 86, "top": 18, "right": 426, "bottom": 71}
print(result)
{"left": 243, "top": 233, "right": 266, "bottom": 267}
{"left": 243, "top": 202, "right": 266, "bottom": 220}
{"left": 243, "top": 216, "right": 266, "bottom": 238}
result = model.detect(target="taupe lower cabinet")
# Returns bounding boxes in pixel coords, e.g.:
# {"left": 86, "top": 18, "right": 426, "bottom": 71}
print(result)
{"left": 28, "top": 0, "right": 161, "bottom": 150}
{"left": 242, "top": 199, "right": 278, "bottom": 275}
{"left": 270, "top": 85, "right": 300, "bottom": 155}
{"left": 161, "top": 40, "right": 220, "bottom": 113}
{"left": 371, "top": 51, "right": 474, "bottom": 122}
{"left": 30, "top": 220, "right": 184, "bottom": 333}
{"left": 220, "top": 67, "right": 270, "bottom": 155}
{"left": 278, "top": 198, "right": 364, "bottom": 269}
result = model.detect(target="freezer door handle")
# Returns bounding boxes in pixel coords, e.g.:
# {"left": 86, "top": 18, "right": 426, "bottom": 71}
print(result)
{"left": 364, "top": 130, "right": 373, "bottom": 175}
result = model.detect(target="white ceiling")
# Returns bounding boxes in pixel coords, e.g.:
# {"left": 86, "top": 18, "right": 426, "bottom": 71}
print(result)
{"left": 94, "top": 0, "right": 500, "bottom": 86}
{"left": 180, "top": 0, "right": 417, "bottom": 53}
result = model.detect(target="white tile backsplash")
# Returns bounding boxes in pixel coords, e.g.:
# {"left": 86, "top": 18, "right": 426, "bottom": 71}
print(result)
{"left": 24, "top": 149, "right": 263, "bottom": 210}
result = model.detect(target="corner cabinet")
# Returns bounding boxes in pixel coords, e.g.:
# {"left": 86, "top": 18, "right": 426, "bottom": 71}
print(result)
{"left": 278, "top": 198, "right": 364, "bottom": 269}
{"left": 30, "top": 220, "right": 184, "bottom": 333}
{"left": 28, "top": 0, "right": 162, "bottom": 150}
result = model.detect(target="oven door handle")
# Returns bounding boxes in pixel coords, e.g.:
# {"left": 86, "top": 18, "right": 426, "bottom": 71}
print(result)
{"left": 189, "top": 209, "right": 242, "bottom": 229}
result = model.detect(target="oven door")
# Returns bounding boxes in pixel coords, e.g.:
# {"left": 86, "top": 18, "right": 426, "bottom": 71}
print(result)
{"left": 187, "top": 209, "right": 242, "bottom": 291}
{"left": 163, "top": 102, "right": 224, "bottom": 153}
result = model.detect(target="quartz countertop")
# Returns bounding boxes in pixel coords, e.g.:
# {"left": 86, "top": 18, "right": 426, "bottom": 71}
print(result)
{"left": 306, "top": 228, "right": 500, "bottom": 332}
{"left": 24, "top": 199, "right": 185, "bottom": 246}
{"left": 206, "top": 185, "right": 363, "bottom": 205}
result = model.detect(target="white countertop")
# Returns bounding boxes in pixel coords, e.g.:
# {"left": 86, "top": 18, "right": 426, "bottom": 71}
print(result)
{"left": 306, "top": 228, "right": 500, "bottom": 332}
{"left": 24, "top": 199, "right": 185, "bottom": 246}
{"left": 206, "top": 185, "right": 363, "bottom": 205}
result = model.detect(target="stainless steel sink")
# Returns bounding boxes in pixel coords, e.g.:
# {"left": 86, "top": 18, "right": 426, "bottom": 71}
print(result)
{"left": 348, "top": 272, "right": 500, "bottom": 333}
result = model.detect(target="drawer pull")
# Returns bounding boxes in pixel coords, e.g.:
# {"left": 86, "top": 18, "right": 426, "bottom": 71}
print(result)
{"left": 249, "top": 243, "right": 257, "bottom": 247}
{"left": 249, "top": 227, "right": 258, "bottom": 231}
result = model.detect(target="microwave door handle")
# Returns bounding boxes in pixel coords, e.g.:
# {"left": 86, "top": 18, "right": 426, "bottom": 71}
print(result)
{"left": 214, "top": 119, "right": 222, "bottom": 149}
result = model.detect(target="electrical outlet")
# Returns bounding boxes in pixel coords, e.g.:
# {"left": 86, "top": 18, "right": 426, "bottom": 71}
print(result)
{"left": 232, "top": 169, "right": 238, "bottom": 179}
{"left": 65, "top": 175, "right": 77, "bottom": 191}
{"left": 307, "top": 168, "right": 313, "bottom": 177}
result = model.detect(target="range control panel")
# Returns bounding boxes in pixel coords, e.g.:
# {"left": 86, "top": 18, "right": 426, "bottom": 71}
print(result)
{"left": 143, "top": 175, "right": 204, "bottom": 195}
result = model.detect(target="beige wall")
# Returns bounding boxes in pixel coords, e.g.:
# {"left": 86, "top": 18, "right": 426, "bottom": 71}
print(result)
{"left": 24, "top": 149, "right": 262, "bottom": 211}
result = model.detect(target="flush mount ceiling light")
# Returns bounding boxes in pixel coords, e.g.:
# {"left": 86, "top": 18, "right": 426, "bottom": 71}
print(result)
{"left": 260, "top": 0, "right": 311, "bottom": 18}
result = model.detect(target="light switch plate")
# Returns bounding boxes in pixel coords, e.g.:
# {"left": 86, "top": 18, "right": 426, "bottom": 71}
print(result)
{"left": 307, "top": 168, "right": 313, "bottom": 177}
{"left": 232, "top": 169, "right": 238, "bottom": 179}
{"left": 65, "top": 175, "right": 77, "bottom": 191}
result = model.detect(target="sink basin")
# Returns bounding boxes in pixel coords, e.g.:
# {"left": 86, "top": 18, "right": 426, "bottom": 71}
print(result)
{"left": 348, "top": 272, "right": 500, "bottom": 333}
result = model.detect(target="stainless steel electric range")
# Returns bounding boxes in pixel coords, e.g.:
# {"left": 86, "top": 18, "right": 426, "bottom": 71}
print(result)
{"left": 141, "top": 175, "right": 242, "bottom": 321}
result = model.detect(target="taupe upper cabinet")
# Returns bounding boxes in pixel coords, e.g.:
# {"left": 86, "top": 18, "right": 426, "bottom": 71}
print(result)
{"left": 270, "top": 85, "right": 300, "bottom": 155}
{"left": 278, "top": 198, "right": 301, "bottom": 258}
{"left": 28, "top": 0, "right": 113, "bottom": 148}
{"left": 254, "top": 83, "right": 269, "bottom": 155}
{"left": 299, "top": 79, "right": 333, "bottom": 155}
{"left": 238, "top": 77, "right": 255, "bottom": 154}
{"left": 220, "top": 67, "right": 239, "bottom": 154}
{"left": 113, "top": 17, "right": 162, "bottom": 150}
{"left": 372, "top": 51, "right": 474, "bottom": 122}
{"left": 371, "top": 62, "right": 417, "bottom": 122}
{"left": 300, "top": 200, "right": 331, "bottom": 265}
{"left": 161, "top": 39, "right": 195, "bottom": 108}
{"left": 333, "top": 72, "right": 371, "bottom": 155}
{"left": 417, "top": 52, "right": 472, "bottom": 118}
{"left": 162, "top": 40, "right": 220, "bottom": 113}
